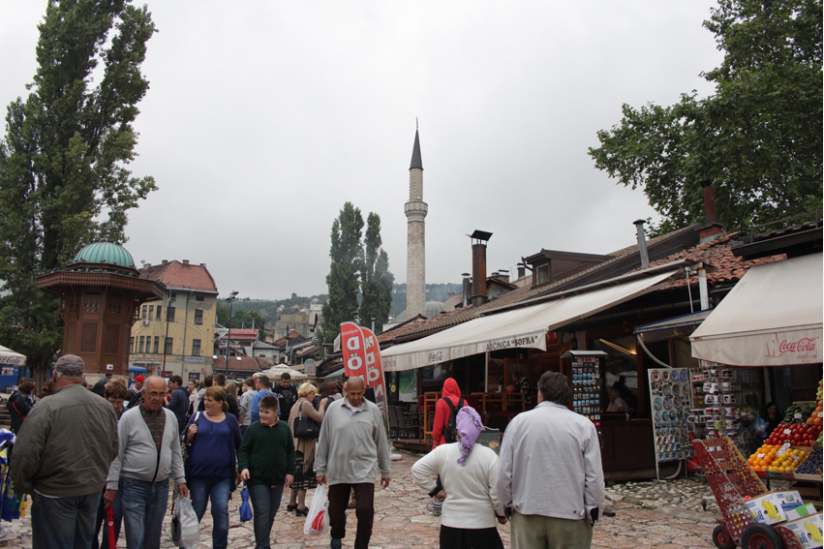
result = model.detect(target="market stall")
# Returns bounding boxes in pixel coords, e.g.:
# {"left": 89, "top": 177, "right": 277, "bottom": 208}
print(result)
{"left": 0, "top": 345, "right": 27, "bottom": 392}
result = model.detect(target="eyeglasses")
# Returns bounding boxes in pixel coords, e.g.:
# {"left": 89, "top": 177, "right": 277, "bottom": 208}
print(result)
{"left": 147, "top": 392, "right": 167, "bottom": 399}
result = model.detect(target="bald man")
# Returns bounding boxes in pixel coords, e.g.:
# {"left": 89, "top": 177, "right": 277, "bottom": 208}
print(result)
{"left": 315, "top": 377, "right": 391, "bottom": 549}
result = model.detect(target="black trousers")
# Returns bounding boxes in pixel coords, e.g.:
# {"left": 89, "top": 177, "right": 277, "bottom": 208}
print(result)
{"left": 327, "top": 483, "right": 374, "bottom": 549}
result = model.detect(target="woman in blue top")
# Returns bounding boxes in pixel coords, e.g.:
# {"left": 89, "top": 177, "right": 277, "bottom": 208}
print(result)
{"left": 184, "top": 386, "right": 243, "bottom": 549}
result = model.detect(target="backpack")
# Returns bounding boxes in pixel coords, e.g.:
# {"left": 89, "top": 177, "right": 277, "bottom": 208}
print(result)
{"left": 442, "top": 397, "right": 464, "bottom": 443}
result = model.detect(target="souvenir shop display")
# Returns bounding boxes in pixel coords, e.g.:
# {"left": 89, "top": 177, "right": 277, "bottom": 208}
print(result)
{"left": 571, "top": 356, "right": 601, "bottom": 423}
{"left": 696, "top": 361, "right": 761, "bottom": 455}
{"left": 648, "top": 367, "right": 696, "bottom": 464}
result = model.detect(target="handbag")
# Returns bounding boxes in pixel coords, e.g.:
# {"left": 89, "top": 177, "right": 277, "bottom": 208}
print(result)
{"left": 293, "top": 401, "right": 321, "bottom": 439}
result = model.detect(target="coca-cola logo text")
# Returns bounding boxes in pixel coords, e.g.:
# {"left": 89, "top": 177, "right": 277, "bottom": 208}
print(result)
{"left": 765, "top": 333, "right": 819, "bottom": 359}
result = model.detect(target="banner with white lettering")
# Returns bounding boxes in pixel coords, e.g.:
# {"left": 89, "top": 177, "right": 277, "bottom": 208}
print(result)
{"left": 360, "top": 326, "right": 387, "bottom": 416}
{"left": 341, "top": 321, "right": 367, "bottom": 380}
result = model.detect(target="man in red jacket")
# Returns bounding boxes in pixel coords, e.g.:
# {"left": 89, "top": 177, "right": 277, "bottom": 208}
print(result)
{"left": 427, "top": 378, "right": 470, "bottom": 516}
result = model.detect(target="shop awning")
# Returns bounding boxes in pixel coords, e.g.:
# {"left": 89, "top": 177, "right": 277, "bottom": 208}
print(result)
{"left": 690, "top": 253, "right": 823, "bottom": 367}
{"left": 383, "top": 270, "right": 677, "bottom": 372}
{"left": 0, "top": 345, "right": 26, "bottom": 366}
{"left": 634, "top": 310, "right": 713, "bottom": 343}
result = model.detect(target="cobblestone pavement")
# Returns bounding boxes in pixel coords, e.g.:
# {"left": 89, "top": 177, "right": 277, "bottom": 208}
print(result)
{"left": 0, "top": 451, "right": 728, "bottom": 548}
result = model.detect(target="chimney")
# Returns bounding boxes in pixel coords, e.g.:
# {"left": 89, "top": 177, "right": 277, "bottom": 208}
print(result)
{"left": 700, "top": 180, "right": 717, "bottom": 224}
{"left": 469, "top": 230, "right": 492, "bottom": 307}
{"left": 161, "top": 259, "right": 168, "bottom": 264}
{"left": 634, "top": 220, "right": 650, "bottom": 269}
{"left": 461, "top": 273, "right": 471, "bottom": 308}
{"left": 182, "top": 259, "right": 189, "bottom": 267}
{"left": 517, "top": 264, "right": 526, "bottom": 279}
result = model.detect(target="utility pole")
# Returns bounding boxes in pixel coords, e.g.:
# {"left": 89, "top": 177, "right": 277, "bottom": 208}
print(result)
{"left": 224, "top": 291, "right": 239, "bottom": 376}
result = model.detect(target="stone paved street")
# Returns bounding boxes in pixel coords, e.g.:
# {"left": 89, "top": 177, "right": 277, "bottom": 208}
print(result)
{"left": 0, "top": 451, "right": 727, "bottom": 548}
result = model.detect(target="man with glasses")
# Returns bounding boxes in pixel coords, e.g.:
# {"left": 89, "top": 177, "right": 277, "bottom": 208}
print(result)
{"left": 11, "top": 355, "right": 118, "bottom": 549}
{"left": 105, "top": 376, "right": 188, "bottom": 549}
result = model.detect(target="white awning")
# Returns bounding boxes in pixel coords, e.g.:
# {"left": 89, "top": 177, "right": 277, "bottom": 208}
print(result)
{"left": 383, "top": 270, "right": 677, "bottom": 372}
{"left": 0, "top": 345, "right": 26, "bottom": 366}
{"left": 690, "top": 253, "right": 823, "bottom": 367}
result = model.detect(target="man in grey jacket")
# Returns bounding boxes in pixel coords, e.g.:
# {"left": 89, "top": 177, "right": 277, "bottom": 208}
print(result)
{"left": 315, "top": 376, "right": 391, "bottom": 549}
{"left": 105, "top": 376, "right": 188, "bottom": 549}
{"left": 497, "top": 371, "right": 605, "bottom": 549}
{"left": 11, "top": 355, "right": 118, "bottom": 549}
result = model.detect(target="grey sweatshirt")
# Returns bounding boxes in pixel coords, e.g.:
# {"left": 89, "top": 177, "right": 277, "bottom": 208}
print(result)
{"left": 314, "top": 398, "right": 391, "bottom": 485}
{"left": 106, "top": 406, "right": 186, "bottom": 490}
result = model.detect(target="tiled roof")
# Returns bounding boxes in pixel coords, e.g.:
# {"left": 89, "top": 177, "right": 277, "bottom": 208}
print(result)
{"left": 633, "top": 232, "right": 787, "bottom": 289}
{"left": 272, "top": 331, "right": 304, "bottom": 346}
{"left": 379, "top": 223, "right": 706, "bottom": 345}
{"left": 140, "top": 260, "right": 218, "bottom": 293}
{"left": 220, "top": 329, "right": 260, "bottom": 341}
{"left": 212, "top": 356, "right": 272, "bottom": 372}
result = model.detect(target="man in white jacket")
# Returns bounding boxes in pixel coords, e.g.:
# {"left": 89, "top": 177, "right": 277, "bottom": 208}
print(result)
{"left": 497, "top": 371, "right": 605, "bottom": 549}
{"left": 105, "top": 376, "right": 188, "bottom": 549}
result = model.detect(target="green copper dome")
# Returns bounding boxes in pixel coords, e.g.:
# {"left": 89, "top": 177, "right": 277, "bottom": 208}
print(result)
{"left": 72, "top": 241, "right": 135, "bottom": 268}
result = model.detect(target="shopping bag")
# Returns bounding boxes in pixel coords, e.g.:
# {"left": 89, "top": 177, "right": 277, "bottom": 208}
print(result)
{"left": 171, "top": 496, "right": 199, "bottom": 548}
{"left": 0, "top": 477, "right": 19, "bottom": 522}
{"left": 303, "top": 484, "right": 330, "bottom": 537}
{"left": 239, "top": 487, "right": 253, "bottom": 522}
{"left": 106, "top": 506, "right": 116, "bottom": 549}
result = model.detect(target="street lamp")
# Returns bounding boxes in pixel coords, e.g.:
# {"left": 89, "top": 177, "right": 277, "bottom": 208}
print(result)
{"left": 224, "top": 291, "right": 239, "bottom": 376}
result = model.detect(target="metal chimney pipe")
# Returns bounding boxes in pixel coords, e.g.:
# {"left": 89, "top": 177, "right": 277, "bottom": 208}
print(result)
{"left": 634, "top": 220, "right": 650, "bottom": 269}
{"left": 461, "top": 274, "right": 471, "bottom": 308}
{"left": 700, "top": 180, "right": 717, "bottom": 224}
{"left": 471, "top": 243, "right": 488, "bottom": 307}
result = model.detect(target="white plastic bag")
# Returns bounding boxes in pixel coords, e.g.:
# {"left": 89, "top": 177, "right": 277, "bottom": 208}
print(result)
{"left": 173, "top": 496, "right": 200, "bottom": 548}
{"left": 303, "top": 484, "right": 330, "bottom": 537}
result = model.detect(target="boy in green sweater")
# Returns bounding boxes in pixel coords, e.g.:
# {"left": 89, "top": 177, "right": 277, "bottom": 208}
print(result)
{"left": 238, "top": 395, "right": 296, "bottom": 549}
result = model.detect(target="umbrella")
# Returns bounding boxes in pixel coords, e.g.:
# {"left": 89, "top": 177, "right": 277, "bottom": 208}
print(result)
{"left": 258, "top": 365, "right": 307, "bottom": 382}
{"left": 0, "top": 345, "right": 26, "bottom": 367}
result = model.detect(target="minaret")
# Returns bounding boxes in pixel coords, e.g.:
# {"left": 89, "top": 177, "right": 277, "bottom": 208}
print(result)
{"left": 405, "top": 125, "right": 427, "bottom": 319}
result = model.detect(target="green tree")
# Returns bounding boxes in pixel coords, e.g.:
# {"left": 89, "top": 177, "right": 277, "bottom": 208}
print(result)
{"left": 589, "top": 0, "right": 822, "bottom": 233}
{"left": 0, "top": 0, "right": 157, "bottom": 386}
{"left": 360, "top": 213, "right": 394, "bottom": 333}
{"left": 320, "top": 202, "right": 364, "bottom": 345}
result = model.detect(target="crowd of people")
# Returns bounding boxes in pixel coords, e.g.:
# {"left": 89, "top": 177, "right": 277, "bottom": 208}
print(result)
{"left": 7, "top": 355, "right": 605, "bottom": 549}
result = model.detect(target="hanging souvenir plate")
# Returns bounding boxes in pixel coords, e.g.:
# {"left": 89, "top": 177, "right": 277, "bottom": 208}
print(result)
{"left": 663, "top": 397, "right": 672, "bottom": 410}
{"left": 654, "top": 397, "right": 663, "bottom": 411}
{"left": 669, "top": 410, "right": 677, "bottom": 421}
{"left": 663, "top": 385, "right": 672, "bottom": 396}
{"left": 661, "top": 371, "right": 669, "bottom": 381}
{"left": 680, "top": 369, "right": 689, "bottom": 382}
{"left": 651, "top": 370, "right": 660, "bottom": 382}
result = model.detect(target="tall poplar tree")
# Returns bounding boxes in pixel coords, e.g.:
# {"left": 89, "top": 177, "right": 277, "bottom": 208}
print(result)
{"left": 0, "top": 0, "right": 158, "bottom": 385}
{"left": 360, "top": 213, "right": 394, "bottom": 333}
{"left": 320, "top": 203, "right": 364, "bottom": 345}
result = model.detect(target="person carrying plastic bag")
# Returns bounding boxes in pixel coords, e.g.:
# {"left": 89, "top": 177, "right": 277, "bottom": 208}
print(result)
{"left": 304, "top": 484, "right": 330, "bottom": 537}
{"left": 171, "top": 495, "right": 199, "bottom": 549}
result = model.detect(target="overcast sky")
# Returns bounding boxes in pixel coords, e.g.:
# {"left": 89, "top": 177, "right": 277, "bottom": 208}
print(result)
{"left": 0, "top": 1, "right": 723, "bottom": 300}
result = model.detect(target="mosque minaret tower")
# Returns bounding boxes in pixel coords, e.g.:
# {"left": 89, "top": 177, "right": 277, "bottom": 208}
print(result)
{"left": 405, "top": 125, "right": 427, "bottom": 319}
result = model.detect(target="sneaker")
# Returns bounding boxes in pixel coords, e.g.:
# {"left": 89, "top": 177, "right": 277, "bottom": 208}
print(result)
{"left": 331, "top": 539, "right": 342, "bottom": 549}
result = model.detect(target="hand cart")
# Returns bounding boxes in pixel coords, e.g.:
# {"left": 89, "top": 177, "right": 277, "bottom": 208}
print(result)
{"left": 691, "top": 435, "right": 802, "bottom": 549}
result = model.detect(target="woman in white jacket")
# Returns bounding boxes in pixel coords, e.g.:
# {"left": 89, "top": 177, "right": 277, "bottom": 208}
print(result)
{"left": 411, "top": 406, "right": 506, "bottom": 549}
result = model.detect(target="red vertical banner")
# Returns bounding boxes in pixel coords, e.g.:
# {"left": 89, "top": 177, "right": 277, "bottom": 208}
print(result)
{"left": 341, "top": 322, "right": 366, "bottom": 380}
{"left": 360, "top": 326, "right": 387, "bottom": 416}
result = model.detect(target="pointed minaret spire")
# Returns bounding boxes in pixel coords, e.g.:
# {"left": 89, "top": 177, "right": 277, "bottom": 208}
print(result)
{"left": 405, "top": 122, "right": 427, "bottom": 318}
{"left": 410, "top": 125, "right": 423, "bottom": 171}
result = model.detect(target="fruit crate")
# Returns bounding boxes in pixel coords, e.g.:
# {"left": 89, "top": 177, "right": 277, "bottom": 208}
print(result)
{"left": 691, "top": 435, "right": 803, "bottom": 549}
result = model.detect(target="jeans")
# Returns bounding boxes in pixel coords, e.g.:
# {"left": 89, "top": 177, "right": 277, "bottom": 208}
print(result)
{"left": 92, "top": 489, "right": 123, "bottom": 549}
{"left": 31, "top": 491, "right": 100, "bottom": 549}
{"left": 120, "top": 477, "right": 169, "bottom": 549}
{"left": 248, "top": 484, "right": 285, "bottom": 549}
{"left": 189, "top": 477, "right": 233, "bottom": 549}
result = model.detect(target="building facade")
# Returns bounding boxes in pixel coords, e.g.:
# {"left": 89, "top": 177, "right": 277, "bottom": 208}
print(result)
{"left": 129, "top": 260, "right": 219, "bottom": 382}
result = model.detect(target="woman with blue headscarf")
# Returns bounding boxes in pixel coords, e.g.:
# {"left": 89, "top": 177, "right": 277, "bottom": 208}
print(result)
{"left": 411, "top": 406, "right": 506, "bottom": 549}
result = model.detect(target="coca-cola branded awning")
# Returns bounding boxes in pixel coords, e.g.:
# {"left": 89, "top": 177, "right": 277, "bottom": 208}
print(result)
{"left": 0, "top": 345, "right": 26, "bottom": 367}
{"left": 690, "top": 252, "right": 822, "bottom": 367}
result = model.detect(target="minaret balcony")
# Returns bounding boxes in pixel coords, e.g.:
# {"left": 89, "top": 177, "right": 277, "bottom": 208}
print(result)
{"left": 404, "top": 201, "right": 429, "bottom": 215}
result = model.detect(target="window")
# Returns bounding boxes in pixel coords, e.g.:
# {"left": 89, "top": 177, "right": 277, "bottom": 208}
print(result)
{"left": 195, "top": 294, "right": 204, "bottom": 302}
{"left": 164, "top": 337, "right": 173, "bottom": 355}
{"left": 141, "top": 305, "right": 147, "bottom": 320}
{"left": 138, "top": 336, "right": 145, "bottom": 353}
{"left": 130, "top": 337, "right": 134, "bottom": 353}
{"left": 536, "top": 264, "right": 550, "bottom": 285}
{"left": 156, "top": 306, "right": 162, "bottom": 320}
{"left": 153, "top": 336, "right": 159, "bottom": 354}
{"left": 188, "top": 372, "right": 200, "bottom": 382}
{"left": 192, "top": 339, "right": 201, "bottom": 356}
{"left": 194, "top": 309, "right": 203, "bottom": 325}
{"left": 148, "top": 305, "right": 154, "bottom": 320}
{"left": 166, "top": 307, "right": 175, "bottom": 322}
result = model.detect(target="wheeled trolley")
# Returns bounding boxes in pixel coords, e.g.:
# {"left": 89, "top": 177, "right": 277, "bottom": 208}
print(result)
{"left": 691, "top": 435, "right": 803, "bottom": 549}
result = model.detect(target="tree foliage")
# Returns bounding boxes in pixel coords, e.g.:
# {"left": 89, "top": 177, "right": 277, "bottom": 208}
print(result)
{"left": 589, "top": 0, "right": 822, "bottom": 233}
{"left": 360, "top": 213, "right": 395, "bottom": 333}
{"left": 0, "top": 0, "right": 157, "bottom": 385}
{"left": 320, "top": 203, "right": 394, "bottom": 346}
